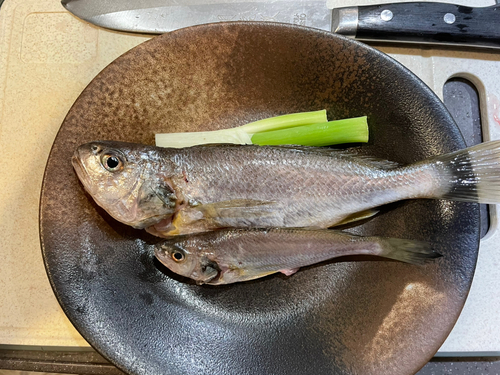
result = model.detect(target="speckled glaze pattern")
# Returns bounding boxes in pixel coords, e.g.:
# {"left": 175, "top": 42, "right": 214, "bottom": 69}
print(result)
{"left": 40, "top": 23, "right": 479, "bottom": 375}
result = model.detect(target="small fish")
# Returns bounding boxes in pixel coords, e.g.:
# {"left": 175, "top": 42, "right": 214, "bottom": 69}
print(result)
{"left": 72, "top": 140, "right": 500, "bottom": 237}
{"left": 154, "top": 228, "right": 440, "bottom": 285}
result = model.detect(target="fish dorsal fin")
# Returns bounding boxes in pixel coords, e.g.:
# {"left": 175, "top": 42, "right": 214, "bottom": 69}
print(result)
{"left": 189, "top": 144, "right": 400, "bottom": 169}
{"left": 348, "top": 156, "right": 400, "bottom": 169}
{"left": 270, "top": 145, "right": 401, "bottom": 169}
{"left": 338, "top": 151, "right": 400, "bottom": 169}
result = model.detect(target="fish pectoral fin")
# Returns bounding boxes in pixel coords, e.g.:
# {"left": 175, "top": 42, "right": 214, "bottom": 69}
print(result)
{"left": 196, "top": 199, "right": 277, "bottom": 218}
{"left": 331, "top": 209, "right": 379, "bottom": 226}
{"left": 153, "top": 199, "right": 278, "bottom": 236}
{"left": 279, "top": 268, "right": 300, "bottom": 276}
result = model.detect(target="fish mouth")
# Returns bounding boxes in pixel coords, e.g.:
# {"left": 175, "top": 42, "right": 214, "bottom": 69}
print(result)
{"left": 71, "top": 154, "right": 94, "bottom": 194}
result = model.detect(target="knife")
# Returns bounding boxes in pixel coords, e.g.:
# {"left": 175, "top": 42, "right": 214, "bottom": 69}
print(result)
{"left": 61, "top": 0, "right": 500, "bottom": 49}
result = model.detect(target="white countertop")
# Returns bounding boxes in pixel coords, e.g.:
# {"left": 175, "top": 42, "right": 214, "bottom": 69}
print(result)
{"left": 0, "top": 0, "right": 498, "bottom": 355}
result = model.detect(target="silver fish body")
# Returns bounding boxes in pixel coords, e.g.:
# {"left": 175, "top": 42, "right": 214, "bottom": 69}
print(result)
{"left": 72, "top": 140, "right": 500, "bottom": 237}
{"left": 154, "top": 228, "right": 440, "bottom": 285}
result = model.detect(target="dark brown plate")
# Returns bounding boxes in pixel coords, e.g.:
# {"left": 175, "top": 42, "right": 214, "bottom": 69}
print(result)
{"left": 40, "top": 23, "right": 478, "bottom": 375}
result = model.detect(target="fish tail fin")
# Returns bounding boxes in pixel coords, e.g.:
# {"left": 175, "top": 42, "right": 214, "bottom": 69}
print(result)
{"left": 428, "top": 140, "right": 500, "bottom": 203}
{"left": 378, "top": 238, "right": 441, "bottom": 265}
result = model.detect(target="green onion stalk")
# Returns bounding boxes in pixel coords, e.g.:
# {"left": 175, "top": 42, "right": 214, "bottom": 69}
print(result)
{"left": 155, "top": 110, "right": 368, "bottom": 148}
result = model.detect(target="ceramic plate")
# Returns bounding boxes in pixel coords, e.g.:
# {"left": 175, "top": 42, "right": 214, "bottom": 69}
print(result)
{"left": 40, "top": 23, "right": 478, "bottom": 375}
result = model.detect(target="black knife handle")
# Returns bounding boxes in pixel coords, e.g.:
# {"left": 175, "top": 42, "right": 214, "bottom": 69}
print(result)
{"left": 355, "top": 2, "right": 500, "bottom": 48}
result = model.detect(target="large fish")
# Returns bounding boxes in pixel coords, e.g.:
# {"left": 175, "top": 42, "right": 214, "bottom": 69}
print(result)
{"left": 154, "top": 228, "right": 440, "bottom": 285}
{"left": 72, "top": 140, "right": 500, "bottom": 237}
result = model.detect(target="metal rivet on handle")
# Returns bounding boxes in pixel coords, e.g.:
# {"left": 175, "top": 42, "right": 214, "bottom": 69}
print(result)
{"left": 444, "top": 13, "right": 456, "bottom": 24}
{"left": 380, "top": 9, "right": 393, "bottom": 21}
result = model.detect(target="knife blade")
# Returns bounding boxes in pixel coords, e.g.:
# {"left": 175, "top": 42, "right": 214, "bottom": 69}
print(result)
{"left": 61, "top": 0, "right": 500, "bottom": 49}
{"left": 61, "top": 0, "right": 333, "bottom": 34}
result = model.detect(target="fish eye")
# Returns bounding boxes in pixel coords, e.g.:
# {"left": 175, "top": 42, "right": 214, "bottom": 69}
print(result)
{"left": 171, "top": 248, "right": 186, "bottom": 263}
{"left": 101, "top": 153, "right": 124, "bottom": 172}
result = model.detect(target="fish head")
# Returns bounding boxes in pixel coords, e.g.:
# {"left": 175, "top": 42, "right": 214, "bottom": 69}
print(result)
{"left": 72, "top": 141, "right": 179, "bottom": 229}
{"left": 154, "top": 238, "right": 220, "bottom": 284}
